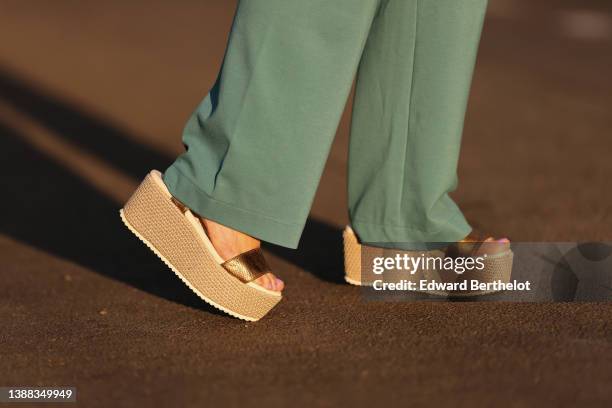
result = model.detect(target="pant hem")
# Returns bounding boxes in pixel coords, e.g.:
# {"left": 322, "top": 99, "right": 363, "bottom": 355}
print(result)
{"left": 162, "top": 166, "right": 302, "bottom": 249}
{"left": 350, "top": 213, "right": 472, "bottom": 251}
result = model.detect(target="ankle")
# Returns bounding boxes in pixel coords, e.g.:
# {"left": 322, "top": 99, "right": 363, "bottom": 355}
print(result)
{"left": 200, "top": 218, "right": 260, "bottom": 261}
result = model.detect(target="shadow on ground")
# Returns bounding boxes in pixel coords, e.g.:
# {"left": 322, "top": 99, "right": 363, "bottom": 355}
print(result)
{"left": 0, "top": 66, "right": 344, "bottom": 314}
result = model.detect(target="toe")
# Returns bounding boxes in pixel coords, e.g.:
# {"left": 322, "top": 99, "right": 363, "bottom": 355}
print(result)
{"left": 254, "top": 274, "right": 271, "bottom": 290}
{"left": 477, "top": 237, "right": 511, "bottom": 255}
{"left": 274, "top": 277, "right": 285, "bottom": 291}
{"left": 254, "top": 273, "right": 283, "bottom": 292}
{"left": 266, "top": 275, "right": 274, "bottom": 290}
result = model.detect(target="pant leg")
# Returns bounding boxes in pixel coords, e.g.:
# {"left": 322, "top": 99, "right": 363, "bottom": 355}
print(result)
{"left": 348, "top": 0, "right": 488, "bottom": 249}
{"left": 164, "top": 0, "right": 379, "bottom": 248}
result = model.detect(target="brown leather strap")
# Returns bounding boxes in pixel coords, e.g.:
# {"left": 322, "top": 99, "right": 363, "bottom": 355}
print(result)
{"left": 456, "top": 230, "right": 486, "bottom": 256}
{"left": 221, "top": 248, "right": 270, "bottom": 283}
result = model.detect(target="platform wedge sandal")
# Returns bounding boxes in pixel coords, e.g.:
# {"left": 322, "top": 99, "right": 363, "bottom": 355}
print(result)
{"left": 343, "top": 226, "right": 513, "bottom": 297}
{"left": 120, "top": 170, "right": 281, "bottom": 321}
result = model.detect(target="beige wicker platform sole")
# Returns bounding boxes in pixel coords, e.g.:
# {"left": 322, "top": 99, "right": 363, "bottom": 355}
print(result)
{"left": 343, "top": 226, "right": 514, "bottom": 297}
{"left": 120, "top": 170, "right": 281, "bottom": 321}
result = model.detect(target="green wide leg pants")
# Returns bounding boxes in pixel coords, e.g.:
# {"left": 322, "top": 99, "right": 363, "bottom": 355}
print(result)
{"left": 163, "top": 0, "right": 488, "bottom": 249}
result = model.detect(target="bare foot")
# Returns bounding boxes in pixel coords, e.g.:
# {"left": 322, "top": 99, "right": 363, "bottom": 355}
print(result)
{"left": 475, "top": 237, "right": 511, "bottom": 256}
{"left": 460, "top": 235, "right": 511, "bottom": 257}
{"left": 200, "top": 218, "right": 284, "bottom": 292}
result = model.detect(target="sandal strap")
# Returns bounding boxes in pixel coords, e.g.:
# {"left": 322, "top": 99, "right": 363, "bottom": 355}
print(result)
{"left": 221, "top": 248, "right": 271, "bottom": 283}
{"left": 445, "top": 230, "right": 488, "bottom": 257}
{"left": 456, "top": 230, "right": 486, "bottom": 256}
{"left": 449, "top": 230, "right": 509, "bottom": 257}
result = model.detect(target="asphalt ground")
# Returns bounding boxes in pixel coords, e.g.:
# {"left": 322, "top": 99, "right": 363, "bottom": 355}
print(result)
{"left": 1, "top": 1, "right": 611, "bottom": 407}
